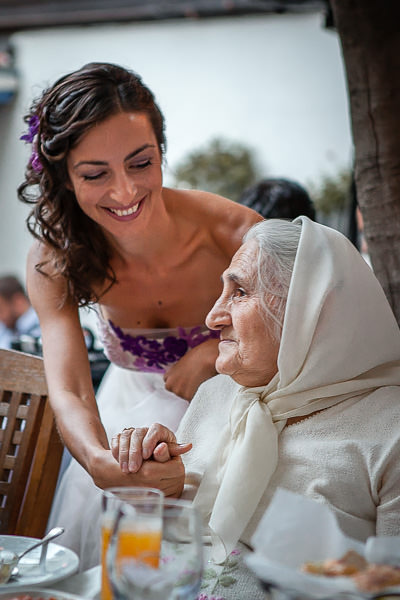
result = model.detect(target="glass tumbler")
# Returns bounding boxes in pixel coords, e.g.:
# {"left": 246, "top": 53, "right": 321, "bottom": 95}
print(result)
{"left": 107, "top": 498, "right": 204, "bottom": 600}
{"left": 101, "top": 487, "right": 164, "bottom": 600}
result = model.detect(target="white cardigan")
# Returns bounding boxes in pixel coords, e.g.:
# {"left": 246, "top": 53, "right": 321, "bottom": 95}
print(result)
{"left": 178, "top": 373, "right": 400, "bottom": 547}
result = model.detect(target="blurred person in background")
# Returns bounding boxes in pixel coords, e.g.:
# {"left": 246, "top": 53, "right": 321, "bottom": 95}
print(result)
{"left": 0, "top": 274, "right": 41, "bottom": 349}
{"left": 239, "top": 176, "right": 316, "bottom": 221}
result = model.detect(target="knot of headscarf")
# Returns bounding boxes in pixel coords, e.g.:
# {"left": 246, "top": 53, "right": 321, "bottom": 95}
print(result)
{"left": 192, "top": 377, "right": 285, "bottom": 563}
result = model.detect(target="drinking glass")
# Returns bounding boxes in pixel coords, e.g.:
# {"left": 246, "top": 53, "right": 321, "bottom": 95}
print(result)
{"left": 107, "top": 498, "right": 204, "bottom": 600}
{"left": 101, "top": 487, "right": 164, "bottom": 600}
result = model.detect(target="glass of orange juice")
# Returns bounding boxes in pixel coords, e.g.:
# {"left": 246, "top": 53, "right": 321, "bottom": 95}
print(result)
{"left": 107, "top": 498, "right": 203, "bottom": 600}
{"left": 101, "top": 487, "right": 164, "bottom": 600}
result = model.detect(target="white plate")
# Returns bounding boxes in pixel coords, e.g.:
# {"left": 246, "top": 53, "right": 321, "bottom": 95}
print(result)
{"left": 0, "top": 536, "right": 79, "bottom": 591}
{"left": 0, "top": 588, "right": 87, "bottom": 600}
{"left": 246, "top": 553, "right": 400, "bottom": 600}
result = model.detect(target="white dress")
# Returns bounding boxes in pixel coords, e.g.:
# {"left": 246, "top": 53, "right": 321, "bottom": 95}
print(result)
{"left": 47, "top": 315, "right": 219, "bottom": 570}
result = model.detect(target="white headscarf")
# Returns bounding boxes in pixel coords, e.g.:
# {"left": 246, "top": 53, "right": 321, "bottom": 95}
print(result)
{"left": 192, "top": 216, "right": 400, "bottom": 563}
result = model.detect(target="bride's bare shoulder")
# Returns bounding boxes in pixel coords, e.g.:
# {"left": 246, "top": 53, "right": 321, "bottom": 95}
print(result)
{"left": 26, "top": 240, "right": 51, "bottom": 274}
{"left": 27, "top": 239, "right": 50, "bottom": 262}
{"left": 164, "top": 187, "right": 262, "bottom": 253}
{"left": 26, "top": 241, "right": 69, "bottom": 303}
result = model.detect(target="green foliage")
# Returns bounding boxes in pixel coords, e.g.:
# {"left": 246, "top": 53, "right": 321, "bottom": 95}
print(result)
{"left": 171, "top": 137, "right": 262, "bottom": 202}
{"left": 309, "top": 168, "right": 352, "bottom": 215}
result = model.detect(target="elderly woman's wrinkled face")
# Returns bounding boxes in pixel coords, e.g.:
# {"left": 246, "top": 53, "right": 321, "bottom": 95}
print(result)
{"left": 206, "top": 240, "right": 279, "bottom": 387}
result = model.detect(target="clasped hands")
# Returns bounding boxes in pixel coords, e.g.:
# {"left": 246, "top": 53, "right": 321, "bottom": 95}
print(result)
{"left": 111, "top": 422, "right": 192, "bottom": 475}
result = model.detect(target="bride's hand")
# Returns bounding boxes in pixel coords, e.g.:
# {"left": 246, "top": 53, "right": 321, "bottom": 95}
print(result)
{"left": 110, "top": 423, "right": 192, "bottom": 473}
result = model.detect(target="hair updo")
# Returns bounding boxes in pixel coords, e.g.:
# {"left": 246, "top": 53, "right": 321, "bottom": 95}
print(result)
{"left": 18, "top": 62, "right": 166, "bottom": 307}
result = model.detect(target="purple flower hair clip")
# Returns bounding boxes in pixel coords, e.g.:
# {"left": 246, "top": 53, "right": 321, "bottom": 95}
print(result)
{"left": 20, "top": 114, "right": 43, "bottom": 173}
{"left": 20, "top": 115, "right": 39, "bottom": 143}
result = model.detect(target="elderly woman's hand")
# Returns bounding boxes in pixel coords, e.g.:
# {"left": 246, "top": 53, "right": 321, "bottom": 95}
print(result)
{"left": 163, "top": 338, "right": 219, "bottom": 400}
{"left": 111, "top": 423, "right": 192, "bottom": 473}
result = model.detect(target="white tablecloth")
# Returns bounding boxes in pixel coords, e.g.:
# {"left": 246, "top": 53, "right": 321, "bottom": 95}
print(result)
{"left": 43, "top": 565, "right": 101, "bottom": 599}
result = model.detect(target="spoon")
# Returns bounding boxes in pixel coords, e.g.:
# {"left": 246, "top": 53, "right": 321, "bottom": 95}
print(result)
{"left": 0, "top": 526, "right": 64, "bottom": 584}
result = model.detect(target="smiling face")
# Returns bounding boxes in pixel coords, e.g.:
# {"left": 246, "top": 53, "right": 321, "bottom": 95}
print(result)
{"left": 66, "top": 111, "right": 163, "bottom": 240}
{"left": 206, "top": 240, "right": 279, "bottom": 387}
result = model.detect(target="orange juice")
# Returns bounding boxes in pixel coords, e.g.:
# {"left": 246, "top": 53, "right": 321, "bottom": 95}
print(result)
{"left": 101, "top": 517, "right": 162, "bottom": 600}
{"left": 101, "top": 522, "right": 113, "bottom": 600}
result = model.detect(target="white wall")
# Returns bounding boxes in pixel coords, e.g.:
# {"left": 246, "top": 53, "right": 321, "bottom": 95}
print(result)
{"left": 0, "top": 12, "right": 353, "bottom": 284}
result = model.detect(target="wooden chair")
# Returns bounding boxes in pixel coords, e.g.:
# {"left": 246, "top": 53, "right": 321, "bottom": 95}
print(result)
{"left": 0, "top": 348, "right": 63, "bottom": 537}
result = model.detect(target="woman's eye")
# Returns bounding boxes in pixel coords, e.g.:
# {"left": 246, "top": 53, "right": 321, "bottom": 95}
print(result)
{"left": 130, "top": 159, "right": 151, "bottom": 170}
{"left": 82, "top": 172, "right": 106, "bottom": 181}
{"left": 232, "top": 288, "right": 246, "bottom": 299}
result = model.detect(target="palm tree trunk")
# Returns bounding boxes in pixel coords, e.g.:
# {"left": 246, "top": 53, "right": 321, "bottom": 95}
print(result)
{"left": 329, "top": 0, "right": 400, "bottom": 323}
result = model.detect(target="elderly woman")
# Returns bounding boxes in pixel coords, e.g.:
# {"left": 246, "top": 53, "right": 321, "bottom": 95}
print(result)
{"left": 113, "top": 216, "right": 400, "bottom": 597}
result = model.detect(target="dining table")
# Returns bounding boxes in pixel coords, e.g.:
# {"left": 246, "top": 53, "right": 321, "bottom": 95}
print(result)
{"left": 39, "top": 564, "right": 101, "bottom": 599}
{"left": 35, "top": 563, "right": 273, "bottom": 600}
{"left": 4, "top": 549, "right": 271, "bottom": 600}
{"left": 0, "top": 535, "right": 269, "bottom": 600}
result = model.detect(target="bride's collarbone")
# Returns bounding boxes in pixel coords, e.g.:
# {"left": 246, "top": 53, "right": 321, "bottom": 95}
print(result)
{"left": 99, "top": 284, "right": 211, "bottom": 329}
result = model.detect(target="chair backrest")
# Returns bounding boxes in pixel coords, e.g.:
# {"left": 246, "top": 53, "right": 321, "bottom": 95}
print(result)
{"left": 0, "top": 348, "right": 63, "bottom": 537}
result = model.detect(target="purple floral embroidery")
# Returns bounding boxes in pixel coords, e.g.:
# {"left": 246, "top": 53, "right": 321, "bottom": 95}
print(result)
{"left": 109, "top": 321, "right": 219, "bottom": 373}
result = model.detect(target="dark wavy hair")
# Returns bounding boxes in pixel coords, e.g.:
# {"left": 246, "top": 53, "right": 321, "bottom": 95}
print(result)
{"left": 18, "top": 62, "right": 167, "bottom": 307}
